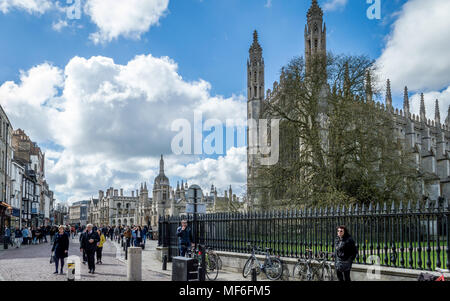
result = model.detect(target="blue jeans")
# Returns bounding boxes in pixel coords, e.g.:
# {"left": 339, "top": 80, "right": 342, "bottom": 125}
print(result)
{"left": 55, "top": 256, "right": 65, "bottom": 273}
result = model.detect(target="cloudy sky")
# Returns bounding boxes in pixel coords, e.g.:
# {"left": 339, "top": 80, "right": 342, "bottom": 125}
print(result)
{"left": 0, "top": 0, "right": 449, "bottom": 204}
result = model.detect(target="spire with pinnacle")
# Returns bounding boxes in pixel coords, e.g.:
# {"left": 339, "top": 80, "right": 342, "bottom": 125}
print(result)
{"left": 385, "top": 79, "right": 393, "bottom": 111}
{"left": 446, "top": 106, "right": 450, "bottom": 127}
{"left": 403, "top": 86, "right": 410, "bottom": 116}
{"left": 420, "top": 93, "right": 426, "bottom": 122}
{"left": 365, "top": 70, "right": 373, "bottom": 102}
{"left": 435, "top": 99, "right": 441, "bottom": 125}
{"left": 159, "top": 154, "right": 165, "bottom": 175}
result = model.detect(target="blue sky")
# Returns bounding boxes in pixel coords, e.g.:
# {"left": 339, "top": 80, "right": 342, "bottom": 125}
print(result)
{"left": 1, "top": 0, "right": 449, "bottom": 203}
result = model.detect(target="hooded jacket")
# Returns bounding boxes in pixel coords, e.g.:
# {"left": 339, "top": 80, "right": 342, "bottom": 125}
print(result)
{"left": 334, "top": 235, "right": 357, "bottom": 272}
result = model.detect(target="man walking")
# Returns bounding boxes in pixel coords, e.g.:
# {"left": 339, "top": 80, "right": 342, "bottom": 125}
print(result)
{"left": 14, "top": 226, "right": 23, "bottom": 248}
{"left": 177, "top": 220, "right": 194, "bottom": 257}
{"left": 80, "top": 224, "right": 100, "bottom": 274}
{"left": 4, "top": 225, "right": 11, "bottom": 248}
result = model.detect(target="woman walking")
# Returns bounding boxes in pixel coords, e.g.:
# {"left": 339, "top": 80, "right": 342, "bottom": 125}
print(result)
{"left": 334, "top": 225, "right": 357, "bottom": 282}
{"left": 96, "top": 229, "right": 106, "bottom": 264}
{"left": 52, "top": 226, "right": 69, "bottom": 275}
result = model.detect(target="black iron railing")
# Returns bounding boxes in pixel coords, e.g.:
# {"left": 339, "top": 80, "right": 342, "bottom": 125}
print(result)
{"left": 158, "top": 199, "right": 450, "bottom": 271}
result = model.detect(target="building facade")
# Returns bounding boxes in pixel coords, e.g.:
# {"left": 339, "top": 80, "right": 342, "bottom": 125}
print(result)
{"left": 247, "top": 0, "right": 450, "bottom": 206}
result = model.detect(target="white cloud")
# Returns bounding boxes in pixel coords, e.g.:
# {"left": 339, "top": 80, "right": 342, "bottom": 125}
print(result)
{"left": 323, "top": 0, "right": 348, "bottom": 12}
{"left": 265, "top": 0, "right": 272, "bottom": 8}
{"left": 0, "top": 54, "right": 247, "bottom": 203}
{"left": 376, "top": 0, "right": 450, "bottom": 93}
{"left": 0, "top": 0, "right": 53, "bottom": 14}
{"left": 84, "top": 0, "right": 170, "bottom": 44}
{"left": 52, "top": 19, "right": 68, "bottom": 32}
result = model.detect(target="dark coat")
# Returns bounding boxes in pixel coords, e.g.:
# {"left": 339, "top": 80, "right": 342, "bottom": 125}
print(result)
{"left": 177, "top": 226, "right": 193, "bottom": 246}
{"left": 14, "top": 229, "right": 23, "bottom": 238}
{"left": 52, "top": 232, "right": 69, "bottom": 258}
{"left": 80, "top": 230, "right": 100, "bottom": 253}
{"left": 335, "top": 235, "right": 357, "bottom": 272}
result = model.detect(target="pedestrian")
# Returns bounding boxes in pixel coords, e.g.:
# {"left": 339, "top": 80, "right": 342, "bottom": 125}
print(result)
{"left": 142, "top": 226, "right": 147, "bottom": 245}
{"left": 22, "top": 227, "right": 29, "bottom": 245}
{"left": 27, "top": 227, "right": 32, "bottom": 245}
{"left": 148, "top": 226, "right": 153, "bottom": 240}
{"left": 14, "top": 226, "right": 23, "bottom": 248}
{"left": 4, "top": 225, "right": 11, "bottom": 247}
{"left": 52, "top": 226, "right": 69, "bottom": 275}
{"left": 124, "top": 226, "right": 132, "bottom": 249}
{"left": 114, "top": 226, "right": 119, "bottom": 242}
{"left": 177, "top": 220, "right": 194, "bottom": 257}
{"left": 49, "top": 226, "right": 56, "bottom": 242}
{"left": 79, "top": 228, "right": 87, "bottom": 264}
{"left": 80, "top": 224, "right": 100, "bottom": 274}
{"left": 334, "top": 225, "right": 357, "bottom": 282}
{"left": 42, "top": 226, "right": 48, "bottom": 243}
{"left": 134, "top": 226, "right": 143, "bottom": 247}
{"left": 96, "top": 229, "right": 105, "bottom": 264}
{"left": 32, "top": 227, "right": 37, "bottom": 244}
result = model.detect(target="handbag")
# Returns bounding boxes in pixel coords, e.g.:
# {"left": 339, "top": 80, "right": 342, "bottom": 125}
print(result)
{"left": 50, "top": 252, "right": 55, "bottom": 264}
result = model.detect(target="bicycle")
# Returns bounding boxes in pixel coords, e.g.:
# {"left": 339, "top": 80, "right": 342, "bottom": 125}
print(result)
{"left": 242, "top": 244, "right": 283, "bottom": 281}
{"left": 293, "top": 249, "right": 334, "bottom": 281}
{"left": 205, "top": 246, "right": 222, "bottom": 270}
{"left": 186, "top": 247, "right": 219, "bottom": 281}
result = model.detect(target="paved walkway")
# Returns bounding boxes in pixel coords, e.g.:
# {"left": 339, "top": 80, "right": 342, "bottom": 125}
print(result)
{"left": 112, "top": 239, "right": 248, "bottom": 281}
{"left": 0, "top": 236, "right": 170, "bottom": 281}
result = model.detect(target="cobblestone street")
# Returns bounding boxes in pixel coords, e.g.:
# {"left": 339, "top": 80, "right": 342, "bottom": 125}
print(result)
{"left": 0, "top": 237, "right": 170, "bottom": 281}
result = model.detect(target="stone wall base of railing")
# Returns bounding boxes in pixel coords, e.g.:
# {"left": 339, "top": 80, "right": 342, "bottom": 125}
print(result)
{"left": 156, "top": 248, "right": 450, "bottom": 281}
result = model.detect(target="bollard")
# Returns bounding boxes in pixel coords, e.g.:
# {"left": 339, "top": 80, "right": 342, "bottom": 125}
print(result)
{"left": 67, "top": 260, "right": 75, "bottom": 281}
{"left": 127, "top": 247, "right": 142, "bottom": 281}
{"left": 251, "top": 267, "right": 257, "bottom": 281}
{"left": 162, "top": 255, "right": 167, "bottom": 270}
{"left": 198, "top": 245, "right": 206, "bottom": 281}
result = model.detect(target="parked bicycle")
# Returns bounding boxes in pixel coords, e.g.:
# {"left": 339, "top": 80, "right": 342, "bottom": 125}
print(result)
{"left": 185, "top": 246, "right": 220, "bottom": 281}
{"left": 242, "top": 244, "right": 283, "bottom": 280}
{"left": 293, "top": 249, "right": 334, "bottom": 281}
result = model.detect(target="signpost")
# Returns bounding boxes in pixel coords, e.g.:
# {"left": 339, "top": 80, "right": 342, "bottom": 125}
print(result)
{"left": 186, "top": 185, "right": 203, "bottom": 250}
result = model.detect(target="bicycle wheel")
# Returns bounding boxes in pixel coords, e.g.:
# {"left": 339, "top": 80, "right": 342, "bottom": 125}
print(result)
{"left": 205, "top": 255, "right": 219, "bottom": 281}
{"left": 265, "top": 257, "right": 283, "bottom": 281}
{"left": 216, "top": 254, "right": 223, "bottom": 270}
{"left": 319, "top": 263, "right": 334, "bottom": 281}
{"left": 293, "top": 261, "right": 308, "bottom": 281}
{"left": 243, "top": 257, "right": 258, "bottom": 278}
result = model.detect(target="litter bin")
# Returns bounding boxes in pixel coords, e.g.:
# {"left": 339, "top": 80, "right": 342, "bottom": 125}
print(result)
{"left": 172, "top": 256, "right": 199, "bottom": 281}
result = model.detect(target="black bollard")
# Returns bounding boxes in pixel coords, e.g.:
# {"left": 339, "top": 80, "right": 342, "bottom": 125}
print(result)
{"left": 162, "top": 255, "right": 167, "bottom": 270}
{"left": 198, "top": 245, "right": 206, "bottom": 281}
{"left": 251, "top": 267, "right": 257, "bottom": 281}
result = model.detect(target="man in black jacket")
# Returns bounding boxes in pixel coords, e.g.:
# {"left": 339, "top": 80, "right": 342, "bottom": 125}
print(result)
{"left": 177, "top": 220, "right": 194, "bottom": 257}
{"left": 80, "top": 224, "right": 100, "bottom": 274}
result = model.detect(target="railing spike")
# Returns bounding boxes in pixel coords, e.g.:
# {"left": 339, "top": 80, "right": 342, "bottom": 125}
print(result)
{"left": 391, "top": 201, "right": 396, "bottom": 212}
{"left": 376, "top": 202, "right": 380, "bottom": 213}
{"left": 407, "top": 200, "right": 412, "bottom": 211}
{"left": 383, "top": 202, "right": 387, "bottom": 213}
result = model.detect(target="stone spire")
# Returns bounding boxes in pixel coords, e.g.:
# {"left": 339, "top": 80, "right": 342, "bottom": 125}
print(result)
{"left": 403, "top": 86, "right": 410, "bottom": 116}
{"left": 365, "top": 70, "right": 373, "bottom": 102}
{"left": 144, "top": 182, "right": 147, "bottom": 191}
{"left": 435, "top": 99, "right": 441, "bottom": 125}
{"left": 159, "top": 154, "right": 165, "bottom": 175}
{"left": 420, "top": 93, "right": 426, "bottom": 122}
{"left": 386, "top": 79, "right": 393, "bottom": 111}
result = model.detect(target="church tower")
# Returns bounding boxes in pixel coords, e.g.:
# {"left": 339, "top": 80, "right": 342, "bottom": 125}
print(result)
{"left": 247, "top": 30, "right": 265, "bottom": 206}
{"left": 305, "top": 0, "right": 326, "bottom": 74}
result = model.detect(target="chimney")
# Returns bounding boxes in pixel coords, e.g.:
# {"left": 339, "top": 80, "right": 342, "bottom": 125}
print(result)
{"left": 114, "top": 189, "right": 118, "bottom": 197}
{"left": 132, "top": 191, "right": 135, "bottom": 197}
{"left": 120, "top": 188, "right": 123, "bottom": 196}
{"left": 98, "top": 190, "right": 104, "bottom": 200}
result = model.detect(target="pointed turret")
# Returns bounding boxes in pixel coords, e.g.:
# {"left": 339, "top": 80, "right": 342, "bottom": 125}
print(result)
{"left": 159, "top": 154, "right": 165, "bottom": 175}
{"left": 386, "top": 79, "right": 393, "bottom": 111}
{"left": 365, "top": 70, "right": 373, "bottom": 102}
{"left": 446, "top": 106, "right": 450, "bottom": 128}
{"left": 420, "top": 93, "right": 426, "bottom": 122}
{"left": 403, "top": 86, "right": 410, "bottom": 116}
{"left": 435, "top": 99, "right": 441, "bottom": 126}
